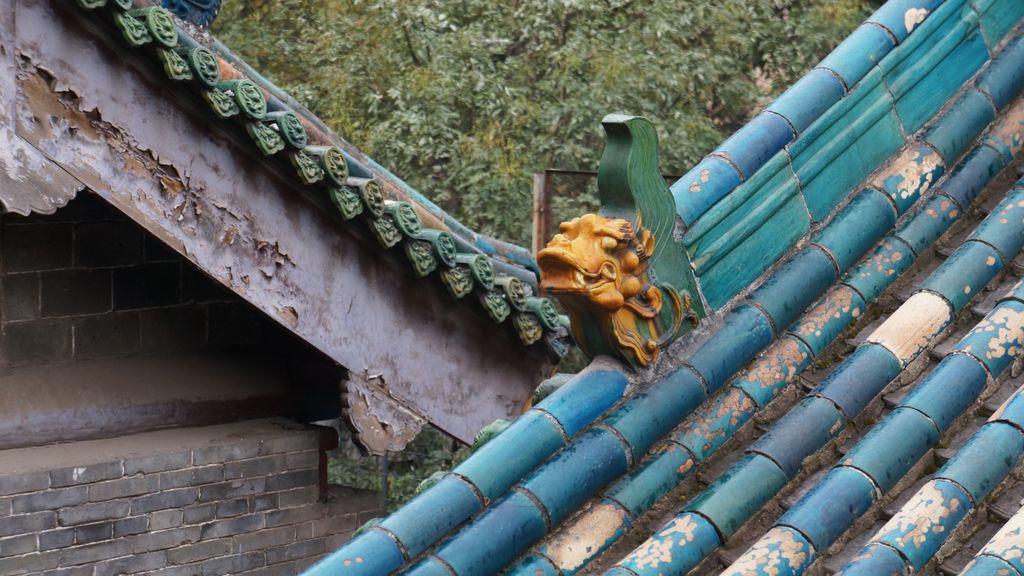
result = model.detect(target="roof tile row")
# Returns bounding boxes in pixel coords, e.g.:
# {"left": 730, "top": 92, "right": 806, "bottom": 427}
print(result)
{"left": 72, "top": 0, "right": 569, "bottom": 355}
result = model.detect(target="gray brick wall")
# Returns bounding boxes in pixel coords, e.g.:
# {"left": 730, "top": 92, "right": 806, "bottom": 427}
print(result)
{"left": 0, "top": 191, "right": 271, "bottom": 369}
{"left": 0, "top": 420, "right": 382, "bottom": 576}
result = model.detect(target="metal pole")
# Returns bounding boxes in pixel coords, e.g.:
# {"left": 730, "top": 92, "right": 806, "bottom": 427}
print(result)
{"left": 532, "top": 172, "right": 549, "bottom": 255}
{"left": 380, "top": 452, "right": 389, "bottom": 511}
{"left": 531, "top": 169, "right": 678, "bottom": 256}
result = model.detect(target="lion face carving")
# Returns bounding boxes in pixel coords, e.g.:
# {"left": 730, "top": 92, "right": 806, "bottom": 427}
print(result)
{"left": 538, "top": 213, "right": 676, "bottom": 366}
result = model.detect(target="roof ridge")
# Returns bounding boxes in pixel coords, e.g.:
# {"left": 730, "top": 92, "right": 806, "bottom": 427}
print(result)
{"left": 68, "top": 1, "right": 570, "bottom": 357}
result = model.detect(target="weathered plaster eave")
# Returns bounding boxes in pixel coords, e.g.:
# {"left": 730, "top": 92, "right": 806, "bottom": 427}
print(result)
{"left": 0, "top": 0, "right": 549, "bottom": 442}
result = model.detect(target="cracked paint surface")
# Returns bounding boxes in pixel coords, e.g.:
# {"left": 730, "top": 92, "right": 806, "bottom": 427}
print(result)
{"left": 720, "top": 527, "right": 813, "bottom": 576}
{"left": 792, "top": 285, "right": 862, "bottom": 353}
{"left": 735, "top": 337, "right": 811, "bottom": 406}
{"left": 867, "top": 291, "right": 951, "bottom": 365}
{"left": 688, "top": 168, "right": 711, "bottom": 193}
{"left": 960, "top": 557, "right": 1014, "bottom": 575}
{"left": 957, "top": 303, "right": 1024, "bottom": 369}
{"left": 0, "top": 123, "right": 80, "bottom": 215}
{"left": 542, "top": 502, "right": 629, "bottom": 572}
{"left": 904, "top": 8, "right": 929, "bottom": 33}
{"left": 11, "top": 7, "right": 547, "bottom": 444}
{"left": 922, "top": 240, "right": 1005, "bottom": 311}
{"left": 993, "top": 195, "right": 1024, "bottom": 228}
{"left": 615, "top": 512, "right": 722, "bottom": 575}
{"left": 865, "top": 241, "right": 905, "bottom": 275}
{"left": 872, "top": 145, "right": 944, "bottom": 214}
{"left": 980, "top": 510, "right": 1024, "bottom": 571}
{"left": 623, "top": 515, "right": 702, "bottom": 570}
{"left": 985, "top": 97, "right": 1024, "bottom": 159}
{"left": 845, "top": 240, "right": 909, "bottom": 301}
{"left": 836, "top": 543, "right": 906, "bottom": 575}
{"left": 675, "top": 387, "right": 756, "bottom": 460}
{"left": 29, "top": 3, "right": 1024, "bottom": 576}
{"left": 985, "top": 194, "right": 1024, "bottom": 235}
{"left": 872, "top": 479, "right": 970, "bottom": 567}
{"left": 552, "top": 445, "right": 697, "bottom": 574}
{"left": 924, "top": 197, "right": 959, "bottom": 220}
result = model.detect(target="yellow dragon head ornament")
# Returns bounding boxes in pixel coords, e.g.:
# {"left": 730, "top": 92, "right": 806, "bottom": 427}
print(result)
{"left": 535, "top": 114, "right": 704, "bottom": 368}
{"left": 538, "top": 214, "right": 687, "bottom": 366}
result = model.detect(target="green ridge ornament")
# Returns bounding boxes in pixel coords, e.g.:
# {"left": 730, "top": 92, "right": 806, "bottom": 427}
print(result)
{"left": 306, "top": 146, "right": 348, "bottom": 186}
{"left": 531, "top": 373, "right": 574, "bottom": 405}
{"left": 157, "top": 48, "right": 192, "bottom": 81}
{"left": 527, "top": 297, "right": 561, "bottom": 331}
{"left": 384, "top": 202, "right": 422, "bottom": 237}
{"left": 115, "top": 12, "right": 152, "bottom": 47}
{"left": 495, "top": 276, "right": 530, "bottom": 312}
{"left": 473, "top": 419, "right": 512, "bottom": 451}
{"left": 76, "top": 0, "right": 106, "bottom": 9}
{"left": 347, "top": 178, "right": 384, "bottom": 217}
{"left": 404, "top": 240, "right": 438, "bottom": 277}
{"left": 480, "top": 290, "right": 511, "bottom": 323}
{"left": 246, "top": 122, "right": 285, "bottom": 156}
{"left": 455, "top": 254, "right": 494, "bottom": 290}
{"left": 289, "top": 151, "right": 324, "bottom": 185}
{"left": 202, "top": 88, "right": 239, "bottom": 118}
{"left": 330, "top": 187, "right": 363, "bottom": 220}
{"left": 412, "top": 229, "right": 457, "bottom": 268}
{"left": 353, "top": 518, "right": 383, "bottom": 538}
{"left": 440, "top": 266, "right": 475, "bottom": 299}
{"left": 513, "top": 312, "right": 544, "bottom": 345}
{"left": 415, "top": 471, "right": 448, "bottom": 495}
{"left": 217, "top": 79, "right": 266, "bottom": 120}
{"left": 176, "top": 45, "right": 220, "bottom": 88}
{"left": 401, "top": 238, "right": 438, "bottom": 276}
{"left": 370, "top": 215, "right": 402, "bottom": 249}
{"left": 537, "top": 115, "right": 704, "bottom": 368}
{"left": 127, "top": 8, "right": 178, "bottom": 49}
{"left": 266, "top": 111, "right": 308, "bottom": 150}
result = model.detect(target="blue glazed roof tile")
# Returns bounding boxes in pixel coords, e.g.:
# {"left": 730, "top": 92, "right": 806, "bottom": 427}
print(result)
{"left": 714, "top": 112, "right": 795, "bottom": 180}
{"left": 866, "top": 0, "right": 946, "bottom": 44}
{"left": 766, "top": 68, "right": 847, "bottom": 136}
{"left": 309, "top": 2, "right": 1024, "bottom": 575}
{"left": 817, "top": 24, "right": 896, "bottom": 89}
{"left": 671, "top": 155, "right": 744, "bottom": 226}
{"left": 56, "top": 2, "right": 1024, "bottom": 575}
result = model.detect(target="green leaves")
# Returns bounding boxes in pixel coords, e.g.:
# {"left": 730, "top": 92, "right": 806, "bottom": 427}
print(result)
{"left": 214, "top": 0, "right": 873, "bottom": 247}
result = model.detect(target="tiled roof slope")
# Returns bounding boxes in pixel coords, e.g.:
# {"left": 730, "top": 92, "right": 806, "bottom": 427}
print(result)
{"left": 614, "top": 185, "right": 1024, "bottom": 576}
{"left": 68, "top": 0, "right": 569, "bottom": 356}
{"left": 680, "top": 0, "right": 1024, "bottom": 311}
{"left": 308, "top": 0, "right": 1024, "bottom": 575}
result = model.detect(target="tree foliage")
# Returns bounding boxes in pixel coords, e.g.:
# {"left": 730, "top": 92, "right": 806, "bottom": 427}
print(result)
{"left": 329, "top": 425, "right": 469, "bottom": 511}
{"left": 214, "top": 0, "right": 877, "bottom": 247}
{"left": 217, "top": 0, "right": 880, "bottom": 509}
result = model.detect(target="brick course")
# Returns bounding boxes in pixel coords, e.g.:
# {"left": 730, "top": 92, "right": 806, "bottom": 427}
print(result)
{"left": 0, "top": 192, "right": 270, "bottom": 370}
{"left": 0, "top": 420, "right": 381, "bottom": 576}
{"left": 0, "top": 190, "right": 366, "bottom": 575}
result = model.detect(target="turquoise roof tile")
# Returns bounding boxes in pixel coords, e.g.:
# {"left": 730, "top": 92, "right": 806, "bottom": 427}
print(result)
{"left": 766, "top": 69, "right": 847, "bottom": 136}
{"left": 973, "top": 0, "right": 1024, "bottom": 48}
{"left": 817, "top": 24, "right": 895, "bottom": 89}
{"left": 305, "top": 2, "right": 1024, "bottom": 574}
{"left": 714, "top": 112, "right": 794, "bottom": 180}
{"left": 776, "top": 467, "right": 876, "bottom": 551}
{"left": 866, "top": 0, "right": 945, "bottom": 43}
{"left": 58, "top": 3, "right": 1024, "bottom": 576}
{"left": 977, "top": 35, "right": 1024, "bottom": 109}
{"left": 790, "top": 68, "right": 904, "bottom": 221}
